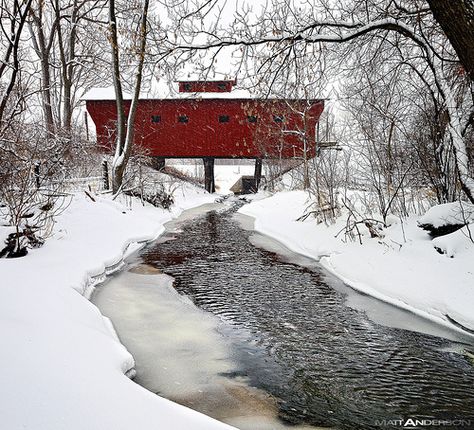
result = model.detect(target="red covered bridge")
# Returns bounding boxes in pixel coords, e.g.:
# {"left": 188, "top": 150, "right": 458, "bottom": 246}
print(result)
{"left": 85, "top": 80, "right": 324, "bottom": 192}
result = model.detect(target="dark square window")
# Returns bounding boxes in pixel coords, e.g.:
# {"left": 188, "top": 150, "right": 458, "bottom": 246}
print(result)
{"left": 247, "top": 115, "right": 257, "bottom": 123}
{"left": 183, "top": 83, "right": 192, "bottom": 91}
{"left": 219, "top": 115, "right": 230, "bottom": 123}
{"left": 178, "top": 115, "right": 189, "bottom": 123}
{"left": 151, "top": 115, "right": 161, "bottom": 123}
{"left": 273, "top": 115, "right": 284, "bottom": 123}
{"left": 217, "top": 83, "right": 227, "bottom": 91}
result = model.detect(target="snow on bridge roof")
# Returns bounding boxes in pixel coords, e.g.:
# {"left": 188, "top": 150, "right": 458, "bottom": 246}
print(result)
{"left": 82, "top": 85, "right": 326, "bottom": 102}
{"left": 82, "top": 85, "right": 255, "bottom": 101}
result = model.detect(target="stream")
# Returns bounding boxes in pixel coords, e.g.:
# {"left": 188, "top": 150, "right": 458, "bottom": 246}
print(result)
{"left": 92, "top": 200, "right": 474, "bottom": 429}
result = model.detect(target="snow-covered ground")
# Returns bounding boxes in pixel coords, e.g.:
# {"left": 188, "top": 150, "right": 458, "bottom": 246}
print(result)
{"left": 0, "top": 182, "right": 236, "bottom": 430}
{"left": 239, "top": 190, "right": 474, "bottom": 338}
{"left": 2, "top": 159, "right": 473, "bottom": 430}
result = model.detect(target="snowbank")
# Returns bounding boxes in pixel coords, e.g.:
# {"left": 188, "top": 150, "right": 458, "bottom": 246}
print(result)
{"left": 239, "top": 191, "right": 474, "bottom": 337}
{"left": 0, "top": 187, "right": 235, "bottom": 430}
{"left": 418, "top": 201, "right": 474, "bottom": 228}
{"left": 418, "top": 201, "right": 474, "bottom": 237}
{"left": 432, "top": 225, "right": 474, "bottom": 258}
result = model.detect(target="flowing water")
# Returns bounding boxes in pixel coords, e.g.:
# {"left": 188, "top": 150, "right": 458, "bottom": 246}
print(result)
{"left": 93, "top": 200, "right": 474, "bottom": 430}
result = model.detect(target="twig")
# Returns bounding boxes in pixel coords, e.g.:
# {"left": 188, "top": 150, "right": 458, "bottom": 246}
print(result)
{"left": 112, "top": 183, "right": 124, "bottom": 201}
{"left": 84, "top": 190, "right": 96, "bottom": 202}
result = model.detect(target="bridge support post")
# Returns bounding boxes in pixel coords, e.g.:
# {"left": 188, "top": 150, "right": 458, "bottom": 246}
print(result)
{"left": 253, "top": 158, "right": 262, "bottom": 192}
{"left": 203, "top": 157, "right": 215, "bottom": 193}
{"left": 150, "top": 156, "right": 166, "bottom": 171}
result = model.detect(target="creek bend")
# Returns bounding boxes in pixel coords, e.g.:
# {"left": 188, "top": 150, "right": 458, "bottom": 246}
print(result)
{"left": 92, "top": 200, "right": 474, "bottom": 430}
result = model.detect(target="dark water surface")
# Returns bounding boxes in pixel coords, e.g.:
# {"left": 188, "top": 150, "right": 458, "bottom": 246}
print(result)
{"left": 119, "top": 201, "right": 474, "bottom": 429}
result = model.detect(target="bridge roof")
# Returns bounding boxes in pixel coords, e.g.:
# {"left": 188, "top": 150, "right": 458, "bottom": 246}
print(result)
{"left": 82, "top": 86, "right": 325, "bottom": 103}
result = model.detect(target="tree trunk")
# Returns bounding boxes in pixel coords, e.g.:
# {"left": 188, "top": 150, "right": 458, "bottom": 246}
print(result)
{"left": 0, "top": 0, "right": 33, "bottom": 126}
{"left": 56, "top": 0, "right": 78, "bottom": 135}
{"left": 427, "top": 0, "right": 474, "bottom": 81}
{"left": 28, "top": 5, "right": 56, "bottom": 138}
{"left": 110, "top": 0, "right": 149, "bottom": 193}
{"left": 109, "top": 0, "right": 126, "bottom": 193}
{"left": 40, "top": 55, "right": 55, "bottom": 138}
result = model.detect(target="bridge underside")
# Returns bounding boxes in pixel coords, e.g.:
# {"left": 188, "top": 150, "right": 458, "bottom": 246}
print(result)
{"left": 152, "top": 156, "right": 263, "bottom": 194}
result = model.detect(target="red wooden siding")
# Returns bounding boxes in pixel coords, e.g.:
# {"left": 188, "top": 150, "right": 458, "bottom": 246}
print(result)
{"left": 178, "top": 80, "right": 235, "bottom": 93}
{"left": 86, "top": 98, "right": 324, "bottom": 159}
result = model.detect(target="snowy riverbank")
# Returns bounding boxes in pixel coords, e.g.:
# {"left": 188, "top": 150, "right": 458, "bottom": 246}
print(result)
{"left": 0, "top": 186, "right": 235, "bottom": 430}
{"left": 239, "top": 190, "right": 474, "bottom": 338}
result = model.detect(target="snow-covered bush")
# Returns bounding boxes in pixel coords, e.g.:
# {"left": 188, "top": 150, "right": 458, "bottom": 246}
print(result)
{"left": 116, "top": 152, "right": 183, "bottom": 210}
{"left": 0, "top": 126, "right": 71, "bottom": 257}
{"left": 127, "top": 182, "right": 175, "bottom": 210}
{"left": 418, "top": 201, "right": 474, "bottom": 237}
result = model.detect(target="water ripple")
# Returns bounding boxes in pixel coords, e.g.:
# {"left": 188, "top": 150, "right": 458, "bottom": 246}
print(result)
{"left": 142, "top": 204, "right": 474, "bottom": 429}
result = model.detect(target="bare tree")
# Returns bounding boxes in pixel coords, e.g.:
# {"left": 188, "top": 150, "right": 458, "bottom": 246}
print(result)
{"left": 0, "top": 0, "right": 33, "bottom": 129}
{"left": 427, "top": 0, "right": 474, "bottom": 81}
{"left": 28, "top": 0, "right": 57, "bottom": 137}
{"left": 54, "top": 0, "right": 108, "bottom": 136}
{"left": 108, "top": 0, "right": 150, "bottom": 193}
{"left": 0, "top": 124, "right": 71, "bottom": 257}
{"left": 28, "top": 0, "right": 108, "bottom": 140}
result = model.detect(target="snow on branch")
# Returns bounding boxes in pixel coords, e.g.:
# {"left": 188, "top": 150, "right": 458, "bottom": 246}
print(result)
{"left": 170, "top": 17, "right": 444, "bottom": 64}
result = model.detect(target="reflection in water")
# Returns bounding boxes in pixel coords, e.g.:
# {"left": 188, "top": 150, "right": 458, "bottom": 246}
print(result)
{"left": 135, "top": 203, "right": 474, "bottom": 430}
